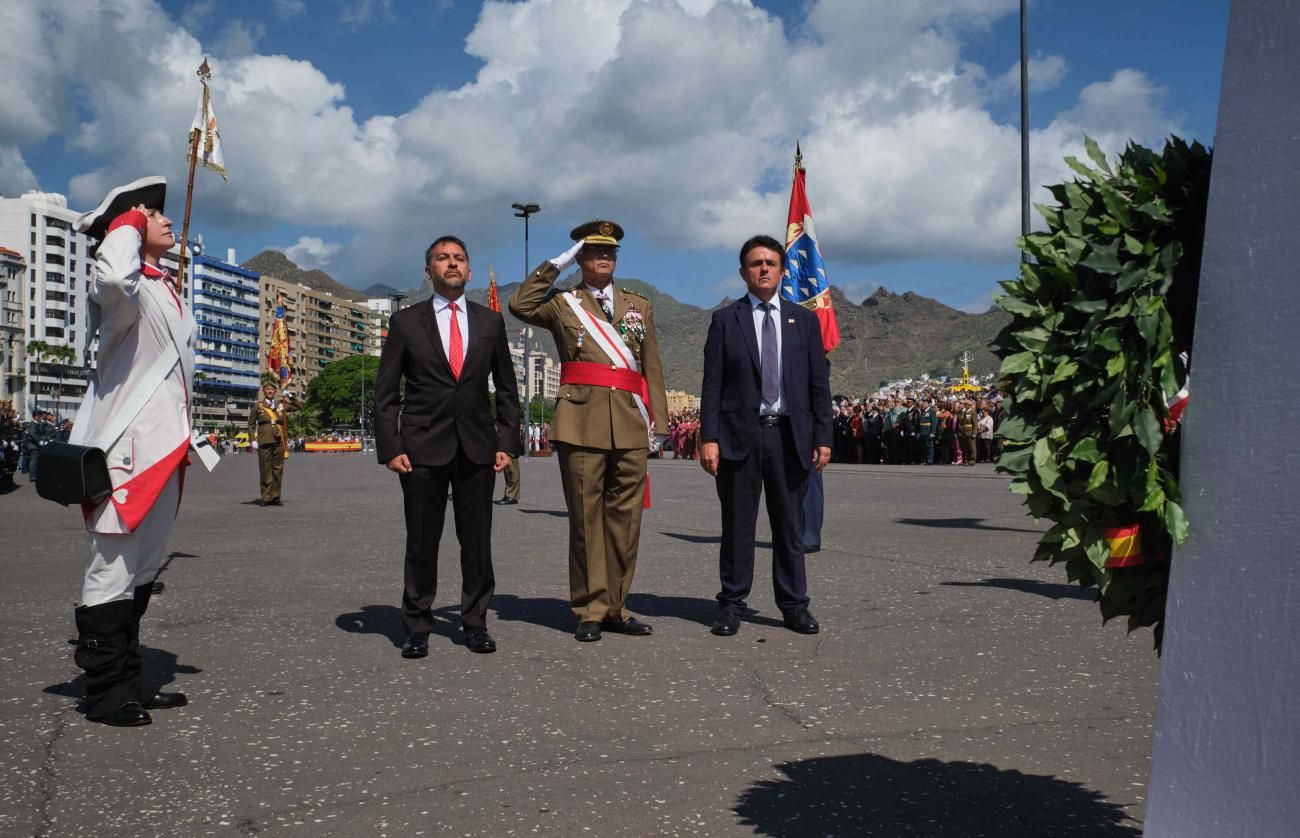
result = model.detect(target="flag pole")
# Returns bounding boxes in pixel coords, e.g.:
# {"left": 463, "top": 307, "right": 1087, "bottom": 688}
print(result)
{"left": 177, "top": 58, "right": 210, "bottom": 292}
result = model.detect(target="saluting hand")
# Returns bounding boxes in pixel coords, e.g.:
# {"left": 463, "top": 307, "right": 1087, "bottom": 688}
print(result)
{"left": 548, "top": 240, "right": 584, "bottom": 272}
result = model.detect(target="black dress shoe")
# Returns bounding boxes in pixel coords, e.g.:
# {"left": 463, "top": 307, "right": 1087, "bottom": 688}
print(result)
{"left": 493, "top": 497, "right": 518, "bottom": 506}
{"left": 575, "top": 621, "right": 602, "bottom": 642}
{"left": 783, "top": 608, "right": 820, "bottom": 635}
{"left": 465, "top": 627, "right": 497, "bottom": 654}
{"left": 142, "top": 692, "right": 188, "bottom": 710}
{"left": 711, "top": 612, "right": 741, "bottom": 637}
{"left": 401, "top": 633, "right": 429, "bottom": 658}
{"left": 269, "top": 498, "right": 283, "bottom": 506}
{"left": 90, "top": 701, "right": 152, "bottom": 727}
{"left": 601, "top": 616, "right": 653, "bottom": 636}
{"left": 804, "top": 544, "right": 821, "bottom": 554}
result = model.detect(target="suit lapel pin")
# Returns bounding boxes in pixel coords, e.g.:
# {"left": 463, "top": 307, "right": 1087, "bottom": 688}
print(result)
{"left": 787, "top": 317, "right": 796, "bottom": 324}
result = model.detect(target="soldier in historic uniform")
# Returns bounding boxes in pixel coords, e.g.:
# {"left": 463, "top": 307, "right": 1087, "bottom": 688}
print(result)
{"left": 917, "top": 397, "right": 938, "bottom": 465}
{"left": 248, "top": 381, "right": 300, "bottom": 506}
{"left": 508, "top": 219, "right": 669, "bottom": 642}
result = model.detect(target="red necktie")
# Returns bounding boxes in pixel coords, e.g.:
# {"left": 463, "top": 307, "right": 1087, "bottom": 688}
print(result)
{"left": 448, "top": 302, "right": 463, "bottom": 380}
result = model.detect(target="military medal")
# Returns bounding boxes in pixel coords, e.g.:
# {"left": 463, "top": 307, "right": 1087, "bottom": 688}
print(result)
{"left": 576, "top": 325, "right": 586, "bottom": 348}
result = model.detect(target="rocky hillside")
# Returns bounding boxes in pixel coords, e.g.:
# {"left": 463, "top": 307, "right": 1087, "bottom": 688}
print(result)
{"left": 241, "top": 251, "right": 1008, "bottom": 395}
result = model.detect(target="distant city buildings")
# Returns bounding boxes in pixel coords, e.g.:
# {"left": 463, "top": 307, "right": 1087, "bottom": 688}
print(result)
{"left": 364, "top": 297, "right": 397, "bottom": 356}
{"left": 258, "top": 273, "right": 369, "bottom": 391}
{"left": 665, "top": 390, "right": 700, "bottom": 414}
{"left": 0, "top": 191, "right": 97, "bottom": 418}
{"left": 510, "top": 333, "right": 559, "bottom": 402}
{"left": 0, "top": 246, "right": 26, "bottom": 412}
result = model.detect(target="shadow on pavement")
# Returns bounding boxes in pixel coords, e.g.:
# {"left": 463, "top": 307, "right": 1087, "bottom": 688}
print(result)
{"left": 518, "top": 508, "right": 569, "bottom": 518}
{"left": 44, "top": 647, "right": 202, "bottom": 711}
{"left": 942, "top": 578, "right": 1097, "bottom": 602}
{"left": 624, "top": 593, "right": 785, "bottom": 628}
{"left": 734, "top": 753, "right": 1140, "bottom": 837}
{"left": 662, "top": 532, "right": 774, "bottom": 550}
{"left": 488, "top": 594, "right": 574, "bottom": 633}
{"left": 896, "top": 516, "right": 1044, "bottom": 534}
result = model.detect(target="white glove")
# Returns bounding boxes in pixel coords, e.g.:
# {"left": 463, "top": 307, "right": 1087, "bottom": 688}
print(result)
{"left": 548, "top": 240, "right": 584, "bottom": 271}
{"left": 252, "top": 441, "right": 259, "bottom": 450}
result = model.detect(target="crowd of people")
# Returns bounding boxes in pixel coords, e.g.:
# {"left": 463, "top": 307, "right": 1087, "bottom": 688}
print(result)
{"left": 1, "top": 400, "right": 74, "bottom": 488}
{"left": 830, "top": 390, "right": 1003, "bottom": 465}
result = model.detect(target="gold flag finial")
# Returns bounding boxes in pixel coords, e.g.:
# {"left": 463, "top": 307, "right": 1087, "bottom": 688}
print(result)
{"left": 794, "top": 140, "right": 803, "bottom": 174}
{"left": 197, "top": 57, "right": 211, "bottom": 80}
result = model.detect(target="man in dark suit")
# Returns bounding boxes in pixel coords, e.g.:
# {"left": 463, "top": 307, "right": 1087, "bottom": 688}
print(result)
{"left": 700, "top": 234, "right": 832, "bottom": 637}
{"left": 374, "top": 235, "right": 520, "bottom": 656}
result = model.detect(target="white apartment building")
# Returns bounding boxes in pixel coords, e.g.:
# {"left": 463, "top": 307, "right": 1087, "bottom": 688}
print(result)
{"left": 365, "top": 297, "right": 396, "bottom": 356}
{"left": 0, "top": 191, "right": 96, "bottom": 419}
{"left": 510, "top": 337, "right": 559, "bottom": 403}
{"left": 0, "top": 247, "right": 26, "bottom": 413}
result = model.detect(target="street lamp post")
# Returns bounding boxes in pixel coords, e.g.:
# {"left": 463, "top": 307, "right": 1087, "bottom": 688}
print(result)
{"left": 512, "top": 202, "right": 540, "bottom": 457}
{"left": 1019, "top": 0, "right": 1030, "bottom": 261}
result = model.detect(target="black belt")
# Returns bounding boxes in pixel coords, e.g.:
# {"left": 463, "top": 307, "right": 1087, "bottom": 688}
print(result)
{"left": 758, "top": 414, "right": 788, "bottom": 427}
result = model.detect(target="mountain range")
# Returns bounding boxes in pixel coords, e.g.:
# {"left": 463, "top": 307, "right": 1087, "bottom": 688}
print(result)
{"left": 242, "top": 250, "right": 1009, "bottom": 395}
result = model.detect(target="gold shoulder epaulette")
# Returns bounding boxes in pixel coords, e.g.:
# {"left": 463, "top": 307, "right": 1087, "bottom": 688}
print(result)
{"left": 620, "top": 288, "right": 648, "bottom": 299}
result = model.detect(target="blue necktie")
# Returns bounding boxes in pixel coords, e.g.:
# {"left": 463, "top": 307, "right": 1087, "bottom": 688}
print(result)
{"left": 760, "top": 303, "right": 778, "bottom": 407}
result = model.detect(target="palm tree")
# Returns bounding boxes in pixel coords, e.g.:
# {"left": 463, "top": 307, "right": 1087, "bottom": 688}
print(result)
{"left": 25, "top": 340, "right": 49, "bottom": 415}
{"left": 50, "top": 344, "right": 76, "bottom": 420}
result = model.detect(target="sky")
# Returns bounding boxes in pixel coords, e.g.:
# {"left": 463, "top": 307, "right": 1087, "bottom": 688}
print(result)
{"left": 1, "top": 0, "right": 1230, "bottom": 312}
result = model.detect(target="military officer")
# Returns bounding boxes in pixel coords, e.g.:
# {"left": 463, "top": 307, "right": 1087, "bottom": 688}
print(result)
{"left": 248, "top": 381, "right": 300, "bottom": 506}
{"left": 508, "top": 219, "right": 669, "bottom": 642}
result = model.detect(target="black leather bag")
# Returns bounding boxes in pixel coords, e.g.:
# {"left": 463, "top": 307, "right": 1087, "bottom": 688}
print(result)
{"left": 36, "top": 442, "right": 112, "bottom": 506}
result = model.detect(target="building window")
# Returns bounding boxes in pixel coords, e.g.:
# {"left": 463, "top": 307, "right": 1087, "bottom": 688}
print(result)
{"left": 46, "top": 253, "right": 65, "bottom": 266}
{"left": 30, "top": 231, "right": 36, "bottom": 245}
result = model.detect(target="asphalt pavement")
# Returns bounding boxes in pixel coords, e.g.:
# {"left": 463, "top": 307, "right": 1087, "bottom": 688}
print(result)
{"left": 0, "top": 452, "right": 1157, "bottom": 837}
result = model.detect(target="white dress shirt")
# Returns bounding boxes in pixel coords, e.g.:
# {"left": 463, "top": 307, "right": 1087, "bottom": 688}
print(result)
{"left": 431, "top": 292, "right": 469, "bottom": 367}
{"left": 585, "top": 283, "right": 616, "bottom": 319}
{"left": 748, "top": 292, "right": 785, "bottom": 415}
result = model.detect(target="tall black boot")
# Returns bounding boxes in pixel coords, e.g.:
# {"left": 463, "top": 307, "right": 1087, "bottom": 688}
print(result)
{"left": 130, "top": 583, "right": 187, "bottom": 711}
{"left": 73, "top": 600, "right": 151, "bottom": 726}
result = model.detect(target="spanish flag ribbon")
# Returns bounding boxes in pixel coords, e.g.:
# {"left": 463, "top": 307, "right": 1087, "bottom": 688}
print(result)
{"left": 1103, "top": 524, "right": 1144, "bottom": 568}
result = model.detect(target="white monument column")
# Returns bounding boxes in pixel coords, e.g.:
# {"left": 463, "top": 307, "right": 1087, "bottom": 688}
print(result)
{"left": 1145, "top": 1, "right": 1300, "bottom": 835}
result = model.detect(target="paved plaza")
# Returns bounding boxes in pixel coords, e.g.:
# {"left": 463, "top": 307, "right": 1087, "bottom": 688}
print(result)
{"left": 0, "top": 453, "right": 1157, "bottom": 836}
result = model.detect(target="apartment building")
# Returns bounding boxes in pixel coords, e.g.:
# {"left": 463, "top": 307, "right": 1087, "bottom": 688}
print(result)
{"left": 0, "top": 191, "right": 96, "bottom": 418}
{"left": 665, "top": 390, "right": 701, "bottom": 414}
{"left": 259, "top": 273, "right": 369, "bottom": 391}
{"left": 0, "top": 247, "right": 26, "bottom": 413}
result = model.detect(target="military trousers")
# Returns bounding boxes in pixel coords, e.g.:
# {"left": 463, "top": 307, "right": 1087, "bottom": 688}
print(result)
{"left": 554, "top": 443, "right": 647, "bottom": 622}
{"left": 258, "top": 443, "right": 284, "bottom": 503}
{"left": 501, "top": 456, "right": 520, "bottom": 501}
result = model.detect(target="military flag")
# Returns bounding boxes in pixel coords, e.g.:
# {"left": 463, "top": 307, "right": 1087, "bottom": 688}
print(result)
{"left": 190, "top": 59, "right": 227, "bottom": 180}
{"left": 267, "top": 292, "right": 293, "bottom": 388}
{"left": 487, "top": 265, "right": 501, "bottom": 313}
{"left": 782, "top": 144, "right": 840, "bottom": 353}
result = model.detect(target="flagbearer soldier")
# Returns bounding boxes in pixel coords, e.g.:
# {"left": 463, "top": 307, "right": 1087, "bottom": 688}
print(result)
{"left": 249, "top": 381, "right": 300, "bottom": 506}
{"left": 509, "top": 219, "right": 669, "bottom": 642}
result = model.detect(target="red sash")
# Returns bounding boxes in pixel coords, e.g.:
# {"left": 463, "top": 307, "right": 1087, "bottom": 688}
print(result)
{"left": 560, "top": 361, "right": 654, "bottom": 508}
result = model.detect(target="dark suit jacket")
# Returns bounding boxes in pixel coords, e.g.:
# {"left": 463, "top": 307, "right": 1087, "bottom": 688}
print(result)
{"left": 374, "top": 299, "right": 521, "bottom": 467}
{"left": 699, "top": 297, "right": 832, "bottom": 468}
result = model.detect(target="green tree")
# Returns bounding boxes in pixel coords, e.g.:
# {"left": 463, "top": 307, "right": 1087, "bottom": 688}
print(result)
{"left": 25, "top": 340, "right": 49, "bottom": 414}
{"left": 305, "top": 354, "right": 381, "bottom": 428}
{"left": 523, "top": 394, "right": 554, "bottom": 425}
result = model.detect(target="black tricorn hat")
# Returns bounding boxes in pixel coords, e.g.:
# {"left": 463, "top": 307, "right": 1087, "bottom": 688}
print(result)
{"left": 569, "top": 218, "right": 624, "bottom": 247}
{"left": 75, "top": 176, "right": 167, "bottom": 243}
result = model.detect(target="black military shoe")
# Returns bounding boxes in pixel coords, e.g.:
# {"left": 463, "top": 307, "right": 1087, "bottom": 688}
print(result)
{"left": 601, "top": 616, "right": 653, "bottom": 636}
{"left": 269, "top": 498, "right": 283, "bottom": 507}
{"left": 401, "top": 633, "right": 429, "bottom": 658}
{"left": 711, "top": 612, "right": 741, "bottom": 637}
{"left": 465, "top": 627, "right": 497, "bottom": 654}
{"left": 143, "top": 692, "right": 188, "bottom": 710}
{"left": 575, "top": 621, "right": 602, "bottom": 642}
{"left": 493, "top": 497, "right": 518, "bottom": 506}
{"left": 90, "top": 701, "right": 152, "bottom": 727}
{"left": 782, "top": 608, "right": 820, "bottom": 635}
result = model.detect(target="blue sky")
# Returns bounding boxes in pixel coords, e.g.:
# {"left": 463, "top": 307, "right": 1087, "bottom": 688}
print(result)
{"left": 3, "top": 0, "right": 1229, "bottom": 311}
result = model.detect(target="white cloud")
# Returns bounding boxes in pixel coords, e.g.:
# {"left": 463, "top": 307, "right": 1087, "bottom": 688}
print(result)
{"left": 215, "top": 19, "right": 267, "bottom": 57}
{"left": 340, "top": 0, "right": 394, "bottom": 28}
{"left": 281, "top": 235, "right": 343, "bottom": 268}
{"left": 994, "top": 53, "right": 1068, "bottom": 95}
{"left": 271, "top": 0, "right": 306, "bottom": 20}
{"left": 4, "top": 0, "right": 1183, "bottom": 286}
{"left": 0, "top": 146, "right": 38, "bottom": 196}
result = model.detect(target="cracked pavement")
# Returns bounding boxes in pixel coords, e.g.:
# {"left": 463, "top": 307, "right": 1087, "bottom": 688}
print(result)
{"left": 0, "top": 454, "right": 1156, "bottom": 836}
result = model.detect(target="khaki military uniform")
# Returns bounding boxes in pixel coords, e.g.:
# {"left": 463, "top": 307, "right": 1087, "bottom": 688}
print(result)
{"left": 509, "top": 261, "right": 670, "bottom": 622}
{"left": 248, "top": 394, "right": 300, "bottom": 503}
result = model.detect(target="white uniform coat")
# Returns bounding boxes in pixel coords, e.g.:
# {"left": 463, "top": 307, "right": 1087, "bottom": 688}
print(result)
{"left": 69, "top": 218, "right": 197, "bottom": 534}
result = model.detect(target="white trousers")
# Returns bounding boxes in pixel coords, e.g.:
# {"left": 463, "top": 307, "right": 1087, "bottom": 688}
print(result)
{"left": 82, "top": 468, "right": 180, "bottom": 607}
